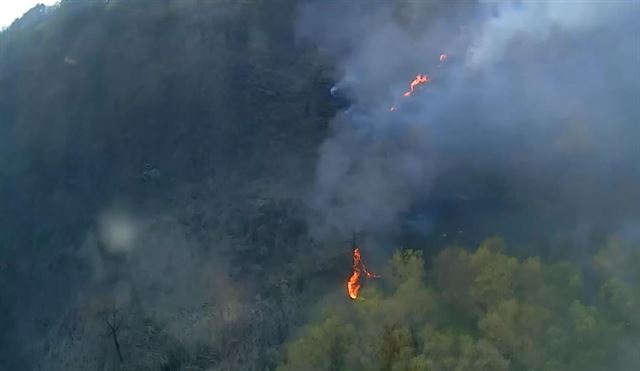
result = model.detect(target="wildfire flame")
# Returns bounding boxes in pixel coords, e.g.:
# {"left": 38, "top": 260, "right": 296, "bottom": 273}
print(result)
{"left": 347, "top": 247, "right": 379, "bottom": 300}
{"left": 389, "top": 53, "right": 447, "bottom": 112}
{"left": 403, "top": 74, "right": 430, "bottom": 97}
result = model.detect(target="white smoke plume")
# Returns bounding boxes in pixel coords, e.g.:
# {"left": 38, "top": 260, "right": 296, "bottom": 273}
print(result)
{"left": 468, "top": 0, "right": 633, "bottom": 68}
{"left": 299, "top": 0, "right": 640, "bottom": 241}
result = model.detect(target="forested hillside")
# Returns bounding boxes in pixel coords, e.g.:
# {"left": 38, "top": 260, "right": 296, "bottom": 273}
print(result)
{"left": 279, "top": 239, "right": 640, "bottom": 371}
{"left": 0, "top": 1, "right": 638, "bottom": 370}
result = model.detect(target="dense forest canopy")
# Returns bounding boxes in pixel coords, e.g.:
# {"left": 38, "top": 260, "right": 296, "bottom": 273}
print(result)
{"left": 0, "top": 0, "right": 638, "bottom": 370}
{"left": 279, "top": 239, "right": 640, "bottom": 371}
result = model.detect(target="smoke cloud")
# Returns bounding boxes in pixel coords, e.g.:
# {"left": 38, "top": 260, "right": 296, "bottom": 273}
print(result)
{"left": 468, "top": 0, "right": 633, "bottom": 68}
{"left": 299, "top": 0, "right": 640, "bottom": 243}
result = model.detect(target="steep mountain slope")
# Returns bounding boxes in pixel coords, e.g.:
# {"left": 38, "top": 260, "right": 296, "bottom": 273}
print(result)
{"left": 0, "top": 1, "right": 341, "bottom": 369}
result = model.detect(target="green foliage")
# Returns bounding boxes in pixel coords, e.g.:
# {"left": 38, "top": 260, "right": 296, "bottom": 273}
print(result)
{"left": 279, "top": 239, "right": 639, "bottom": 371}
{"left": 469, "top": 240, "right": 518, "bottom": 309}
{"left": 278, "top": 315, "right": 356, "bottom": 371}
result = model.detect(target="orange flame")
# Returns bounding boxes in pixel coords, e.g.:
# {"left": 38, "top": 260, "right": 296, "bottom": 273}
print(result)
{"left": 347, "top": 247, "right": 379, "bottom": 300}
{"left": 403, "top": 74, "right": 430, "bottom": 97}
{"left": 388, "top": 53, "right": 446, "bottom": 113}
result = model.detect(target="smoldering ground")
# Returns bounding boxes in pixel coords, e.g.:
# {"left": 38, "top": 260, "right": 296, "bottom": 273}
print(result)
{"left": 299, "top": 0, "right": 640, "bottom": 249}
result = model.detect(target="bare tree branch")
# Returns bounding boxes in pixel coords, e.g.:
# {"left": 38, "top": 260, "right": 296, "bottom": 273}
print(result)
{"left": 103, "top": 303, "right": 124, "bottom": 363}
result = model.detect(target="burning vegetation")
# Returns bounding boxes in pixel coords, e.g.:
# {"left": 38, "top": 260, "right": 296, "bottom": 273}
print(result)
{"left": 403, "top": 74, "right": 430, "bottom": 97}
{"left": 347, "top": 246, "right": 379, "bottom": 300}
{"left": 389, "top": 53, "right": 446, "bottom": 112}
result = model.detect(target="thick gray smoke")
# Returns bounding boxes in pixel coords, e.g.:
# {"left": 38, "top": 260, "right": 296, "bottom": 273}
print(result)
{"left": 299, "top": 0, "right": 640, "bottom": 241}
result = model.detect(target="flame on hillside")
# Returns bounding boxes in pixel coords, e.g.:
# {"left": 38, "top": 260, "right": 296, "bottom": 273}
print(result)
{"left": 388, "top": 53, "right": 448, "bottom": 112}
{"left": 347, "top": 246, "right": 379, "bottom": 299}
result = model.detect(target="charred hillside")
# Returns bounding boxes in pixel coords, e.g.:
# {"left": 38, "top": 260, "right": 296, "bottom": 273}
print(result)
{"left": 0, "top": 1, "right": 340, "bottom": 369}
{"left": 0, "top": 0, "right": 333, "bottom": 226}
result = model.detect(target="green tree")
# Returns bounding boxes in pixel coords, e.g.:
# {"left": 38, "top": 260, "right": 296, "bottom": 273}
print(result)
{"left": 278, "top": 315, "right": 355, "bottom": 371}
